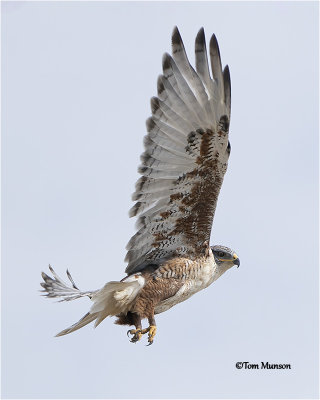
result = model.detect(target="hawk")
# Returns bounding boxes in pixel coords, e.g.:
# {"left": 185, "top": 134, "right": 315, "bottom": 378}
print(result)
{"left": 41, "top": 27, "right": 240, "bottom": 345}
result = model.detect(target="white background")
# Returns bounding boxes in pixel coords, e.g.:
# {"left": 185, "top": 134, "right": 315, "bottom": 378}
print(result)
{"left": 2, "top": 1, "right": 318, "bottom": 398}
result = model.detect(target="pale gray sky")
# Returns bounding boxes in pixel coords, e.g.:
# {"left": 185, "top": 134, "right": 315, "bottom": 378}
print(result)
{"left": 2, "top": 1, "right": 319, "bottom": 399}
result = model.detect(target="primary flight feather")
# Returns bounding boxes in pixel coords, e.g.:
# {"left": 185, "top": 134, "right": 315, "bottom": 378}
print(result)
{"left": 41, "top": 27, "right": 239, "bottom": 345}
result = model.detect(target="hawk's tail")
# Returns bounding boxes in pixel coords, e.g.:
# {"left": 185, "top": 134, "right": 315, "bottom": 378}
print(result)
{"left": 40, "top": 266, "right": 145, "bottom": 336}
{"left": 40, "top": 265, "right": 96, "bottom": 302}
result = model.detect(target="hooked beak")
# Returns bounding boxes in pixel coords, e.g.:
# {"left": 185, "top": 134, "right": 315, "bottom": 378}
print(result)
{"left": 233, "top": 253, "right": 240, "bottom": 268}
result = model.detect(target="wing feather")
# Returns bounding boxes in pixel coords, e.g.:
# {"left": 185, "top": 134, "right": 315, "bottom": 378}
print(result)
{"left": 209, "top": 34, "right": 224, "bottom": 101}
{"left": 158, "top": 75, "right": 201, "bottom": 128}
{"left": 151, "top": 97, "right": 195, "bottom": 134}
{"left": 147, "top": 117, "right": 187, "bottom": 147}
{"left": 125, "top": 27, "right": 231, "bottom": 274}
{"left": 223, "top": 65, "right": 231, "bottom": 117}
{"left": 195, "top": 28, "right": 211, "bottom": 93}
{"left": 143, "top": 134, "right": 192, "bottom": 161}
{"left": 163, "top": 53, "right": 210, "bottom": 125}
{"left": 171, "top": 27, "right": 209, "bottom": 108}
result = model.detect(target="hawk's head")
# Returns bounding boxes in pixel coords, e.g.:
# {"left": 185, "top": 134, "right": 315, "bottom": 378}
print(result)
{"left": 211, "top": 245, "right": 240, "bottom": 269}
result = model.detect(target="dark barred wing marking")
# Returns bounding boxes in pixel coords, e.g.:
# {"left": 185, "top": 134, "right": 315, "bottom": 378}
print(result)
{"left": 125, "top": 27, "right": 231, "bottom": 274}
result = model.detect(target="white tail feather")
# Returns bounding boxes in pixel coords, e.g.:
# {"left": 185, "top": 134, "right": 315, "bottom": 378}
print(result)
{"left": 55, "top": 312, "right": 99, "bottom": 336}
{"left": 41, "top": 267, "right": 145, "bottom": 336}
{"left": 40, "top": 265, "right": 96, "bottom": 301}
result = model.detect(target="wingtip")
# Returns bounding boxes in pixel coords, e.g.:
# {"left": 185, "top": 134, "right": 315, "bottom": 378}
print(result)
{"left": 48, "top": 264, "right": 54, "bottom": 273}
{"left": 129, "top": 202, "right": 141, "bottom": 218}
{"left": 195, "top": 27, "right": 207, "bottom": 57}
{"left": 210, "top": 32, "right": 218, "bottom": 44}
{"left": 209, "top": 33, "right": 220, "bottom": 56}
{"left": 146, "top": 116, "right": 156, "bottom": 132}
{"left": 223, "top": 64, "right": 230, "bottom": 76}
{"left": 162, "top": 52, "right": 172, "bottom": 72}
{"left": 223, "top": 64, "right": 231, "bottom": 109}
{"left": 150, "top": 96, "right": 160, "bottom": 115}
{"left": 172, "top": 25, "right": 179, "bottom": 38}
{"left": 171, "top": 26, "right": 182, "bottom": 49}
{"left": 157, "top": 74, "right": 165, "bottom": 97}
{"left": 196, "top": 27, "right": 205, "bottom": 43}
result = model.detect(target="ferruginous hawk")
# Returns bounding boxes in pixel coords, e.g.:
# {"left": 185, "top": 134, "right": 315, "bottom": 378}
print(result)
{"left": 41, "top": 27, "right": 240, "bottom": 345}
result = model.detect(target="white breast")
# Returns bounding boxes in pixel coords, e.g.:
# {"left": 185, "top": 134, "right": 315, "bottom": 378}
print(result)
{"left": 154, "top": 250, "right": 225, "bottom": 314}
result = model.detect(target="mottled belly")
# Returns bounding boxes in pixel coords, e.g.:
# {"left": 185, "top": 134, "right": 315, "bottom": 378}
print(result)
{"left": 155, "top": 266, "right": 217, "bottom": 314}
{"left": 154, "top": 282, "right": 196, "bottom": 314}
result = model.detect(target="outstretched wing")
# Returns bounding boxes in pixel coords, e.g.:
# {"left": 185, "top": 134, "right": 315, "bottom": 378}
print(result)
{"left": 125, "top": 27, "right": 231, "bottom": 274}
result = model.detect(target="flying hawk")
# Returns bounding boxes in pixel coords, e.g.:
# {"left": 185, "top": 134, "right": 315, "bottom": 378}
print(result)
{"left": 41, "top": 27, "right": 240, "bottom": 345}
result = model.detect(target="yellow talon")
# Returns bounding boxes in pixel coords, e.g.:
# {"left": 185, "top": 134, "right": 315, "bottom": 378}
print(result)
{"left": 147, "top": 325, "right": 157, "bottom": 345}
{"left": 127, "top": 325, "right": 157, "bottom": 345}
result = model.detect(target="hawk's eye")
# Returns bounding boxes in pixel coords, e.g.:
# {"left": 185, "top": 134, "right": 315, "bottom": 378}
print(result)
{"left": 218, "top": 251, "right": 225, "bottom": 257}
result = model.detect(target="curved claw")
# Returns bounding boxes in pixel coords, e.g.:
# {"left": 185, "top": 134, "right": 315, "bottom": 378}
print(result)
{"left": 127, "top": 325, "right": 157, "bottom": 344}
{"left": 127, "top": 329, "right": 143, "bottom": 343}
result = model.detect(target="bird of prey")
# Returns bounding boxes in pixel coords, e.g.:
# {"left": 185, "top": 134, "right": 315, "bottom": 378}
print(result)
{"left": 41, "top": 27, "right": 240, "bottom": 345}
